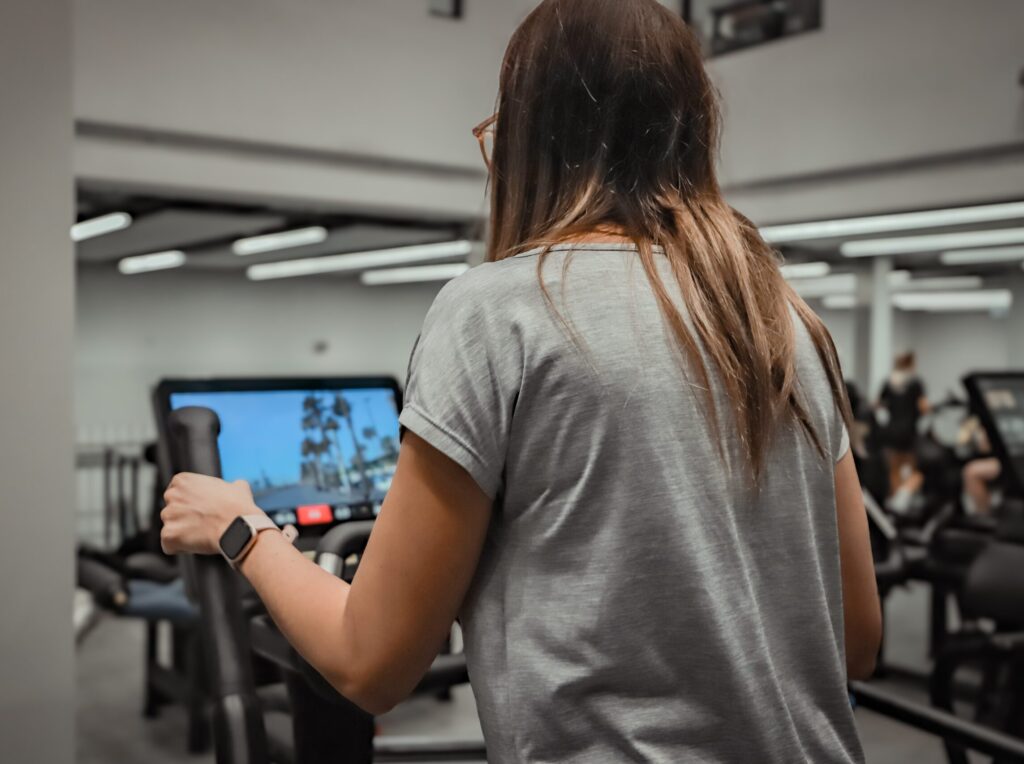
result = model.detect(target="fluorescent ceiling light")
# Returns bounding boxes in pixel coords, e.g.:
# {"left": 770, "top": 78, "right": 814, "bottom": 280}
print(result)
{"left": 940, "top": 245, "right": 1024, "bottom": 266}
{"left": 246, "top": 240, "right": 473, "bottom": 281}
{"left": 895, "top": 275, "right": 983, "bottom": 291}
{"left": 232, "top": 226, "right": 328, "bottom": 256}
{"left": 118, "top": 250, "right": 186, "bottom": 275}
{"left": 760, "top": 201, "right": 1024, "bottom": 244}
{"left": 893, "top": 290, "right": 1011, "bottom": 312}
{"left": 822, "top": 295, "right": 857, "bottom": 310}
{"left": 887, "top": 271, "right": 984, "bottom": 290}
{"left": 793, "top": 270, "right": 983, "bottom": 299}
{"left": 841, "top": 227, "right": 1024, "bottom": 257}
{"left": 361, "top": 263, "right": 470, "bottom": 286}
{"left": 780, "top": 261, "right": 830, "bottom": 279}
{"left": 790, "top": 274, "right": 856, "bottom": 297}
{"left": 71, "top": 212, "right": 132, "bottom": 242}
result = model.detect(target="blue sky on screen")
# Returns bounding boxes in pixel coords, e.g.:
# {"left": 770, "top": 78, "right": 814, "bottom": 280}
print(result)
{"left": 170, "top": 388, "right": 399, "bottom": 485}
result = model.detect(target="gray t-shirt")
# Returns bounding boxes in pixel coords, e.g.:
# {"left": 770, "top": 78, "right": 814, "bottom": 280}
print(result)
{"left": 399, "top": 243, "right": 862, "bottom": 763}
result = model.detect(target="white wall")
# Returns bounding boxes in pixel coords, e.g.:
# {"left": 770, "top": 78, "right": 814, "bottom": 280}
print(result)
{"left": 718, "top": 0, "right": 1024, "bottom": 224}
{"left": 896, "top": 277, "right": 1024, "bottom": 400}
{"left": 0, "top": 1, "right": 75, "bottom": 760}
{"left": 815, "top": 306, "right": 858, "bottom": 377}
{"left": 73, "top": 0, "right": 1024, "bottom": 222}
{"left": 78, "top": 0, "right": 1022, "bottom": 177}
{"left": 906, "top": 311, "right": 1012, "bottom": 399}
{"left": 74, "top": 0, "right": 533, "bottom": 170}
{"left": 73, "top": 0, "right": 532, "bottom": 216}
{"left": 76, "top": 267, "right": 444, "bottom": 433}
{"left": 818, "top": 276, "right": 1023, "bottom": 401}
{"left": 711, "top": 0, "right": 1024, "bottom": 186}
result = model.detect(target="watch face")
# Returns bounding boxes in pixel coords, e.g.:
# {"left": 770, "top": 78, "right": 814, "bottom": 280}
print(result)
{"left": 219, "top": 517, "right": 253, "bottom": 560}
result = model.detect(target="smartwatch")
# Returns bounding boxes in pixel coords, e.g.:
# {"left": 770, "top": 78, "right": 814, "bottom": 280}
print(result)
{"left": 218, "top": 514, "right": 298, "bottom": 567}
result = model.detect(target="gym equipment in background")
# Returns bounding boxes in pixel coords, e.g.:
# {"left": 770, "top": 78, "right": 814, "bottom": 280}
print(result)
{"left": 862, "top": 372, "right": 1024, "bottom": 762}
{"left": 75, "top": 443, "right": 208, "bottom": 752}
{"left": 154, "top": 377, "right": 486, "bottom": 763}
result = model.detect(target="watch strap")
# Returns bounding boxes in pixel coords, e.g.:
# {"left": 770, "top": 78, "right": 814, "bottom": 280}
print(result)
{"left": 246, "top": 514, "right": 297, "bottom": 544}
{"left": 245, "top": 513, "right": 278, "bottom": 533}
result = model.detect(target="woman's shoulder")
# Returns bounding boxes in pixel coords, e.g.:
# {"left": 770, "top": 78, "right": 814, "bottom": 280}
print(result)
{"left": 431, "top": 258, "right": 539, "bottom": 314}
{"left": 436, "top": 243, "right": 640, "bottom": 305}
{"left": 419, "top": 259, "right": 540, "bottom": 342}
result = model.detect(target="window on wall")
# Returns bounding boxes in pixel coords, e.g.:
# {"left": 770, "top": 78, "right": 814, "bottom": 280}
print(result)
{"left": 684, "top": 0, "right": 822, "bottom": 57}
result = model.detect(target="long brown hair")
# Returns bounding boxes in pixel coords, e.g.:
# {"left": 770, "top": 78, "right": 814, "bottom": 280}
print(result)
{"left": 487, "top": 0, "right": 849, "bottom": 478}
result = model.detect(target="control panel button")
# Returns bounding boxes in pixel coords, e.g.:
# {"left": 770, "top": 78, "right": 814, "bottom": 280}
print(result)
{"left": 296, "top": 504, "right": 332, "bottom": 526}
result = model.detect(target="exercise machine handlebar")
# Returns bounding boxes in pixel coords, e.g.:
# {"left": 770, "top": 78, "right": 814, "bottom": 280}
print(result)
{"left": 166, "top": 406, "right": 270, "bottom": 764}
{"left": 850, "top": 680, "right": 1024, "bottom": 762}
{"left": 315, "top": 521, "right": 376, "bottom": 577}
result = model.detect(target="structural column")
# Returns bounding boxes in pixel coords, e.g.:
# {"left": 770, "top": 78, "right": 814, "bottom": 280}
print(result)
{"left": 868, "top": 256, "right": 894, "bottom": 400}
{"left": 0, "top": 1, "right": 75, "bottom": 761}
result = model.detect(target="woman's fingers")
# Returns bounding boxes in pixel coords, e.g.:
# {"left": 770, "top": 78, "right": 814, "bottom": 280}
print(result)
{"left": 160, "top": 515, "right": 182, "bottom": 555}
{"left": 158, "top": 473, "right": 258, "bottom": 556}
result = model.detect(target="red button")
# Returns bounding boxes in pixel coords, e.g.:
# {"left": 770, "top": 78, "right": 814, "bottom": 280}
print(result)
{"left": 297, "top": 504, "right": 332, "bottom": 526}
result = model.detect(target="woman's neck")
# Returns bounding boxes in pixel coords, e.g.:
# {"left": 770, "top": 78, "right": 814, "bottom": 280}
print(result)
{"left": 555, "top": 226, "right": 633, "bottom": 246}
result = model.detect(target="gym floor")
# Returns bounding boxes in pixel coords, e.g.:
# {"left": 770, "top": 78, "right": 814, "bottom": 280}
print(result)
{"left": 77, "top": 583, "right": 975, "bottom": 763}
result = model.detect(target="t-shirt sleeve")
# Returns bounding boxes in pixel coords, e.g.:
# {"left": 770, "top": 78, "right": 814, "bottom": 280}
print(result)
{"left": 833, "top": 385, "right": 850, "bottom": 463}
{"left": 399, "top": 277, "right": 519, "bottom": 500}
{"left": 835, "top": 422, "right": 850, "bottom": 463}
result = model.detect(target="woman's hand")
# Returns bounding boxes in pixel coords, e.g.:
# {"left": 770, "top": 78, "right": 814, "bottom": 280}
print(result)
{"left": 161, "top": 473, "right": 261, "bottom": 555}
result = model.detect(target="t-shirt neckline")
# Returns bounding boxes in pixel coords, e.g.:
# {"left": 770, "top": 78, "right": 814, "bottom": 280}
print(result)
{"left": 513, "top": 242, "right": 665, "bottom": 259}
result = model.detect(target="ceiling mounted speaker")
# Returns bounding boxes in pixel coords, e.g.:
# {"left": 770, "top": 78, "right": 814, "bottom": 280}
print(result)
{"left": 429, "top": 0, "right": 462, "bottom": 19}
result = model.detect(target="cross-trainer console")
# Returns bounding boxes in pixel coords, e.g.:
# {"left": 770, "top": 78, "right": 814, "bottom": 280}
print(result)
{"left": 155, "top": 377, "right": 403, "bottom": 536}
{"left": 153, "top": 377, "right": 485, "bottom": 764}
{"left": 965, "top": 372, "right": 1024, "bottom": 498}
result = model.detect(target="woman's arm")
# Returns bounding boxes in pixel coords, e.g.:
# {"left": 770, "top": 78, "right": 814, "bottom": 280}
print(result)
{"left": 834, "top": 450, "right": 883, "bottom": 680}
{"left": 160, "top": 431, "right": 493, "bottom": 714}
{"left": 916, "top": 378, "right": 930, "bottom": 415}
{"left": 875, "top": 382, "right": 890, "bottom": 410}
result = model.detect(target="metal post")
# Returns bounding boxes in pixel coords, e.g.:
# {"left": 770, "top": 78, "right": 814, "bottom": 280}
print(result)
{"left": 869, "top": 256, "right": 894, "bottom": 401}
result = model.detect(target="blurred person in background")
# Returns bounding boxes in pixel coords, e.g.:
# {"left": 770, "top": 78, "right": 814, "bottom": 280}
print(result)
{"left": 959, "top": 416, "right": 1002, "bottom": 515}
{"left": 879, "top": 351, "right": 929, "bottom": 510}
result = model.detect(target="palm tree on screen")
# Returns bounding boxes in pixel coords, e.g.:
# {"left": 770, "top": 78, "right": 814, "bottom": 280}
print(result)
{"left": 323, "top": 416, "right": 353, "bottom": 491}
{"left": 380, "top": 436, "right": 398, "bottom": 459}
{"left": 301, "top": 437, "right": 324, "bottom": 489}
{"left": 332, "top": 395, "right": 370, "bottom": 494}
{"left": 302, "top": 394, "right": 341, "bottom": 490}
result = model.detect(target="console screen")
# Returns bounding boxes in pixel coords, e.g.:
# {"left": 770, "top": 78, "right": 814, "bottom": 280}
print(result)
{"left": 966, "top": 374, "right": 1024, "bottom": 493}
{"left": 168, "top": 385, "right": 400, "bottom": 529}
{"left": 973, "top": 377, "right": 1024, "bottom": 458}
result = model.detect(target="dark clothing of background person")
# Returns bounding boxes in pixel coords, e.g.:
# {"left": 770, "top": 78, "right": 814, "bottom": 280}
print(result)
{"left": 881, "top": 376, "right": 926, "bottom": 452}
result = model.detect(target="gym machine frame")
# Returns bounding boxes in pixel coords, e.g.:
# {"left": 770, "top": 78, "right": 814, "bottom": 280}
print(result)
{"left": 166, "top": 406, "right": 486, "bottom": 764}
